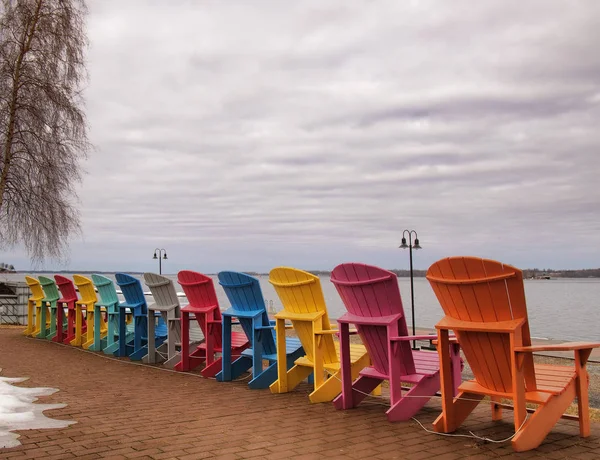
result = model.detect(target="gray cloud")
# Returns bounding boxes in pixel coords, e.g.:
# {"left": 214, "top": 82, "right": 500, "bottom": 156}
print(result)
{"left": 6, "top": 0, "right": 600, "bottom": 273}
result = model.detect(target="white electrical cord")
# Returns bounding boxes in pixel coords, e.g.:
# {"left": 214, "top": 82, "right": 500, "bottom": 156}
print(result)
{"left": 329, "top": 372, "right": 529, "bottom": 443}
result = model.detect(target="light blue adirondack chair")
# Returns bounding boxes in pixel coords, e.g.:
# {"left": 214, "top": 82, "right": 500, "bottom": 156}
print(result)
{"left": 216, "top": 271, "right": 304, "bottom": 389}
{"left": 114, "top": 273, "right": 167, "bottom": 360}
{"left": 92, "top": 274, "right": 134, "bottom": 355}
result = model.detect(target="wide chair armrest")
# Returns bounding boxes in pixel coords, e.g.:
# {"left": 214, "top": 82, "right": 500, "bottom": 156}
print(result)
{"left": 274, "top": 310, "right": 324, "bottom": 321}
{"left": 431, "top": 337, "right": 459, "bottom": 345}
{"left": 338, "top": 312, "right": 402, "bottom": 326}
{"left": 515, "top": 342, "right": 600, "bottom": 353}
{"left": 436, "top": 315, "right": 525, "bottom": 333}
{"left": 316, "top": 328, "right": 358, "bottom": 336}
{"left": 265, "top": 319, "right": 295, "bottom": 329}
{"left": 223, "top": 307, "right": 262, "bottom": 319}
{"left": 315, "top": 329, "right": 339, "bottom": 336}
{"left": 390, "top": 334, "right": 446, "bottom": 342}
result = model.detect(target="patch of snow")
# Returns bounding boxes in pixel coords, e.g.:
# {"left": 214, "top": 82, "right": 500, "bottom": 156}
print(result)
{"left": 0, "top": 368, "right": 75, "bottom": 448}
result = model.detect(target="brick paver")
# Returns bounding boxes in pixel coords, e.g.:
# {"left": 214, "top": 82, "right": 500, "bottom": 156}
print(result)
{"left": 1, "top": 327, "right": 599, "bottom": 459}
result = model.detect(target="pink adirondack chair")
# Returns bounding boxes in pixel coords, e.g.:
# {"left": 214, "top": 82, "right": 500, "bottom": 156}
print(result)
{"left": 174, "top": 270, "right": 250, "bottom": 377}
{"left": 330, "top": 263, "right": 462, "bottom": 421}
{"left": 54, "top": 275, "right": 86, "bottom": 345}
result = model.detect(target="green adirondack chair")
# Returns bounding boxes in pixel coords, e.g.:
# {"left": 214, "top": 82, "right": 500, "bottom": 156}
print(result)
{"left": 38, "top": 276, "right": 65, "bottom": 341}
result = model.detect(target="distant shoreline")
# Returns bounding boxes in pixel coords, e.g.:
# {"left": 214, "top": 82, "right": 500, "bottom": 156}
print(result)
{"left": 15, "top": 268, "right": 600, "bottom": 279}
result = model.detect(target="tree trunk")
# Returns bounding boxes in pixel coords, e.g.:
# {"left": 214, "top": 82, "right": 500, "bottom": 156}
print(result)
{"left": 0, "top": 0, "right": 43, "bottom": 210}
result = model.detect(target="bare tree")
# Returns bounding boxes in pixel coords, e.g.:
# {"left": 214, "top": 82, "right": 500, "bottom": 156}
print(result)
{"left": 0, "top": 0, "right": 89, "bottom": 264}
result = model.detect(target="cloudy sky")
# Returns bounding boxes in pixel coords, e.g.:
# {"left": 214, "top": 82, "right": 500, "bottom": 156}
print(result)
{"left": 6, "top": 0, "right": 600, "bottom": 273}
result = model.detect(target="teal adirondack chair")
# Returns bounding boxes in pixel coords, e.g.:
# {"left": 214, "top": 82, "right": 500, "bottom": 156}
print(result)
{"left": 92, "top": 274, "right": 134, "bottom": 355}
{"left": 38, "top": 276, "right": 64, "bottom": 341}
{"left": 216, "top": 271, "right": 304, "bottom": 389}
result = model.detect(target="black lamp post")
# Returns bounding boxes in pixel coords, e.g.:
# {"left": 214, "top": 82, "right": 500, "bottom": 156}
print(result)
{"left": 153, "top": 248, "right": 168, "bottom": 275}
{"left": 399, "top": 230, "right": 422, "bottom": 350}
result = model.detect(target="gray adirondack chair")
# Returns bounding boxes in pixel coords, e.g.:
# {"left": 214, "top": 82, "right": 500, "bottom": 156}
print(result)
{"left": 143, "top": 272, "right": 182, "bottom": 367}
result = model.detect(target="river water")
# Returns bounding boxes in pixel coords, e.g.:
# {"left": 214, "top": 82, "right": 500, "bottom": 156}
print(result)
{"left": 4, "top": 273, "right": 599, "bottom": 343}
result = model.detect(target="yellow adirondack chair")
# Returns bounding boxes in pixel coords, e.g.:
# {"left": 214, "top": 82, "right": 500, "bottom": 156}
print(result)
{"left": 269, "top": 267, "right": 372, "bottom": 403}
{"left": 24, "top": 276, "right": 49, "bottom": 338}
{"left": 73, "top": 275, "right": 107, "bottom": 349}
{"left": 427, "top": 256, "right": 600, "bottom": 452}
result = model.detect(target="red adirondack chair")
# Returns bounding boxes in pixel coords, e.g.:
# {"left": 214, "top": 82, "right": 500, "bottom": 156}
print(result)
{"left": 54, "top": 275, "right": 86, "bottom": 345}
{"left": 330, "top": 262, "right": 462, "bottom": 421}
{"left": 174, "top": 270, "right": 250, "bottom": 377}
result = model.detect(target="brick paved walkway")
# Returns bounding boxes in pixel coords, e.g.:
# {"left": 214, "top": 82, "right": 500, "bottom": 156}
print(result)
{"left": 0, "top": 327, "right": 599, "bottom": 459}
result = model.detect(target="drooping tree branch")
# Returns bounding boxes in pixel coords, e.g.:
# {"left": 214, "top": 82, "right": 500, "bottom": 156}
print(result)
{"left": 0, "top": 0, "right": 89, "bottom": 264}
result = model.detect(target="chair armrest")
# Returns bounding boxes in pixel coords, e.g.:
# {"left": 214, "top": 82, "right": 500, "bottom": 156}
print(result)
{"left": 436, "top": 315, "right": 525, "bottom": 333}
{"left": 315, "top": 329, "right": 339, "bottom": 336}
{"left": 390, "top": 334, "right": 445, "bottom": 342}
{"left": 431, "top": 337, "right": 459, "bottom": 345}
{"left": 515, "top": 342, "right": 600, "bottom": 353}
{"left": 274, "top": 310, "right": 325, "bottom": 321}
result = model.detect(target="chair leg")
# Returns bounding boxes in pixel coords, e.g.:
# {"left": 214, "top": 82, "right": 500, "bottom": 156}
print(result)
{"left": 217, "top": 356, "right": 252, "bottom": 382}
{"left": 175, "top": 313, "right": 191, "bottom": 372}
{"left": 46, "top": 306, "right": 57, "bottom": 340}
{"left": 24, "top": 300, "right": 35, "bottom": 336}
{"left": 387, "top": 374, "right": 440, "bottom": 422}
{"left": 82, "top": 308, "right": 95, "bottom": 349}
{"left": 333, "top": 375, "right": 382, "bottom": 410}
{"left": 433, "top": 391, "right": 483, "bottom": 433}
{"left": 35, "top": 305, "right": 46, "bottom": 339}
{"left": 64, "top": 308, "right": 75, "bottom": 344}
{"left": 117, "top": 310, "right": 127, "bottom": 357}
{"left": 70, "top": 306, "right": 84, "bottom": 346}
{"left": 511, "top": 380, "right": 576, "bottom": 452}
{"left": 270, "top": 365, "right": 312, "bottom": 394}
{"left": 309, "top": 354, "right": 369, "bottom": 404}
{"left": 491, "top": 396, "right": 503, "bottom": 421}
{"left": 52, "top": 305, "right": 65, "bottom": 343}
{"left": 575, "top": 350, "right": 591, "bottom": 437}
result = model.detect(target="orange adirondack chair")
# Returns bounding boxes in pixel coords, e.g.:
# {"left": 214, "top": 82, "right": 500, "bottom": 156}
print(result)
{"left": 427, "top": 256, "right": 600, "bottom": 452}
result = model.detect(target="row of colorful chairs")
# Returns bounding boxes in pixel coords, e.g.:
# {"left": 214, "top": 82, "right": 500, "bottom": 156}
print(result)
{"left": 23, "top": 257, "right": 599, "bottom": 452}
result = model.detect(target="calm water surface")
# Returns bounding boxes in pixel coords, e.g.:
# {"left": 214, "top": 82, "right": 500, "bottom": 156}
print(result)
{"left": 4, "top": 273, "right": 599, "bottom": 342}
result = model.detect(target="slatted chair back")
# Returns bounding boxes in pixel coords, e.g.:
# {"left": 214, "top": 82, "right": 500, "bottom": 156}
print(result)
{"left": 73, "top": 275, "right": 98, "bottom": 305}
{"left": 269, "top": 267, "right": 337, "bottom": 365}
{"left": 38, "top": 276, "right": 60, "bottom": 304}
{"left": 115, "top": 273, "right": 147, "bottom": 313}
{"left": 91, "top": 274, "right": 120, "bottom": 312}
{"left": 426, "top": 256, "right": 535, "bottom": 394}
{"left": 54, "top": 275, "right": 79, "bottom": 303}
{"left": 143, "top": 273, "right": 180, "bottom": 315}
{"left": 218, "top": 271, "right": 275, "bottom": 355}
{"left": 177, "top": 270, "right": 221, "bottom": 344}
{"left": 331, "top": 263, "right": 415, "bottom": 376}
{"left": 25, "top": 276, "right": 45, "bottom": 304}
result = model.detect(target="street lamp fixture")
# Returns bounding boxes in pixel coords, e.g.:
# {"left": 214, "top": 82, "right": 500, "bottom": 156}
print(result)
{"left": 153, "top": 248, "right": 168, "bottom": 275}
{"left": 399, "top": 230, "right": 422, "bottom": 350}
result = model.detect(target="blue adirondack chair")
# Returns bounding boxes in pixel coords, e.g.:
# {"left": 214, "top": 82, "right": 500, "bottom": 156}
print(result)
{"left": 114, "top": 273, "right": 167, "bottom": 360}
{"left": 216, "top": 271, "right": 304, "bottom": 389}
{"left": 92, "top": 274, "right": 134, "bottom": 355}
